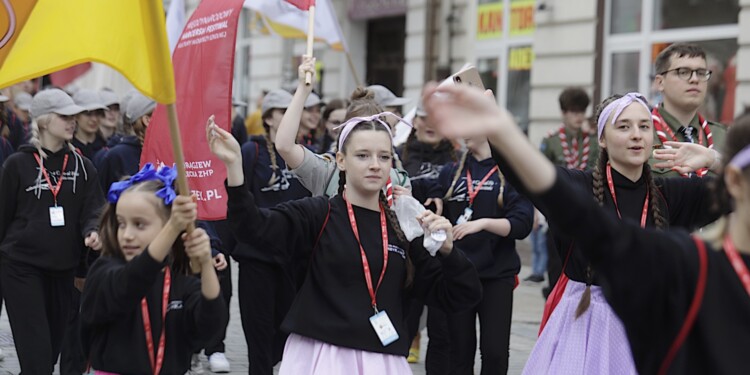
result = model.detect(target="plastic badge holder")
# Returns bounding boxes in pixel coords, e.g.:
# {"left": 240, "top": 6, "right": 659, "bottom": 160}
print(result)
{"left": 392, "top": 195, "right": 446, "bottom": 256}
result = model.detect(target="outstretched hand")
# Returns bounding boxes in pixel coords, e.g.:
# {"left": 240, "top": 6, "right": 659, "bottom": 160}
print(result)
{"left": 206, "top": 115, "right": 241, "bottom": 166}
{"left": 653, "top": 141, "right": 717, "bottom": 174}
{"left": 422, "top": 82, "right": 513, "bottom": 140}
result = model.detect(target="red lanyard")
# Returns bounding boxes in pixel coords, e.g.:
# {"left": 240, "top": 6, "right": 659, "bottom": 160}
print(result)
{"left": 346, "top": 198, "right": 389, "bottom": 312}
{"left": 141, "top": 267, "right": 171, "bottom": 375}
{"left": 33, "top": 153, "right": 69, "bottom": 206}
{"left": 466, "top": 166, "right": 499, "bottom": 207}
{"left": 724, "top": 234, "right": 750, "bottom": 298}
{"left": 606, "top": 164, "right": 649, "bottom": 228}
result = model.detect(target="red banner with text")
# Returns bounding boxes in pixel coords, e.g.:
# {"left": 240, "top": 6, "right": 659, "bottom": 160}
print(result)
{"left": 141, "top": 0, "right": 244, "bottom": 220}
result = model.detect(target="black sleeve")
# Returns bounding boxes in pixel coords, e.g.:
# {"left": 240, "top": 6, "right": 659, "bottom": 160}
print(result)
{"left": 659, "top": 176, "right": 722, "bottom": 229}
{"left": 98, "top": 152, "right": 124, "bottom": 193}
{"left": 240, "top": 141, "right": 258, "bottom": 189}
{"left": 226, "top": 183, "right": 327, "bottom": 258}
{"left": 536, "top": 171, "right": 703, "bottom": 374}
{"left": 79, "top": 158, "right": 105, "bottom": 237}
{"left": 501, "top": 181, "right": 534, "bottom": 239}
{"left": 0, "top": 156, "right": 19, "bottom": 243}
{"left": 408, "top": 241, "right": 482, "bottom": 313}
{"left": 181, "top": 278, "right": 228, "bottom": 350}
{"left": 80, "top": 252, "right": 166, "bottom": 325}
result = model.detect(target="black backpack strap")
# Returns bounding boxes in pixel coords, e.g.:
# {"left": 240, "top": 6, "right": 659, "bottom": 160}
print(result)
{"left": 657, "top": 236, "right": 708, "bottom": 375}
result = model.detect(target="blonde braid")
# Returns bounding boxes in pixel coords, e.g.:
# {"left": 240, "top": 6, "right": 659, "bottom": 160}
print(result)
{"left": 264, "top": 133, "right": 279, "bottom": 186}
{"left": 444, "top": 151, "right": 469, "bottom": 200}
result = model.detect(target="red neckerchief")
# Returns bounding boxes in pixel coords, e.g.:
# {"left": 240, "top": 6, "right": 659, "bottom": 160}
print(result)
{"left": 651, "top": 107, "right": 713, "bottom": 177}
{"left": 558, "top": 125, "right": 590, "bottom": 170}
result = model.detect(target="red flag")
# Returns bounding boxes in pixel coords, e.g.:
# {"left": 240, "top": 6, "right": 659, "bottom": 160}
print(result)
{"left": 285, "top": 0, "right": 315, "bottom": 10}
{"left": 141, "top": 0, "right": 244, "bottom": 220}
{"left": 49, "top": 63, "right": 92, "bottom": 87}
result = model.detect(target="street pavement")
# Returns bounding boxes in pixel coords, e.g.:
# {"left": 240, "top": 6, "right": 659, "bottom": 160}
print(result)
{"left": 0, "top": 239, "right": 545, "bottom": 374}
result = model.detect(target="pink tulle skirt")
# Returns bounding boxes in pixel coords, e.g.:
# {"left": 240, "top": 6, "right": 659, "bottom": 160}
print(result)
{"left": 279, "top": 333, "right": 412, "bottom": 375}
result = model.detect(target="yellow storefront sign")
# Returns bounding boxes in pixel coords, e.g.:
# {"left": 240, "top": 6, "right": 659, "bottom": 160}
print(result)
{"left": 509, "top": 46, "right": 534, "bottom": 70}
{"left": 477, "top": 2, "right": 503, "bottom": 40}
{"left": 510, "top": 0, "right": 535, "bottom": 36}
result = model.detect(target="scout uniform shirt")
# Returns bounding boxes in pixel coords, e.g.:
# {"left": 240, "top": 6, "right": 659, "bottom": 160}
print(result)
{"left": 649, "top": 104, "right": 727, "bottom": 178}
{"left": 540, "top": 126, "right": 600, "bottom": 170}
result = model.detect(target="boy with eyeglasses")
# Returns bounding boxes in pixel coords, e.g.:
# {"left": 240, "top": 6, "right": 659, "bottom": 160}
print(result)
{"left": 650, "top": 43, "right": 727, "bottom": 178}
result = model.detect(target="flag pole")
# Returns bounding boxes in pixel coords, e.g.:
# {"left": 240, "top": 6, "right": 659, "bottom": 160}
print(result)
{"left": 166, "top": 102, "right": 201, "bottom": 273}
{"left": 304, "top": 5, "right": 316, "bottom": 85}
{"left": 344, "top": 51, "right": 362, "bottom": 87}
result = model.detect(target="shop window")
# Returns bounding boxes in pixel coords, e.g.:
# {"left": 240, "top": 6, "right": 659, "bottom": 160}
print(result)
{"left": 610, "top": 0, "right": 642, "bottom": 34}
{"left": 611, "top": 52, "right": 639, "bottom": 95}
{"left": 507, "top": 46, "right": 532, "bottom": 130}
{"left": 477, "top": 58, "right": 499, "bottom": 97}
{"left": 653, "top": 0, "right": 739, "bottom": 30}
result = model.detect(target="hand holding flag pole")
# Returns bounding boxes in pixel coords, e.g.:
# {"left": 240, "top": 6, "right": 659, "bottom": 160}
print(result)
{"left": 285, "top": 0, "right": 317, "bottom": 85}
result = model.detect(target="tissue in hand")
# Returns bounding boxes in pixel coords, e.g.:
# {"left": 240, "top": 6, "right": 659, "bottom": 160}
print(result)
{"left": 392, "top": 195, "right": 446, "bottom": 256}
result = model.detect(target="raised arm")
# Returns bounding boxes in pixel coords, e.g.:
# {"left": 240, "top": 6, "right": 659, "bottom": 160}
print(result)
{"left": 275, "top": 56, "right": 316, "bottom": 169}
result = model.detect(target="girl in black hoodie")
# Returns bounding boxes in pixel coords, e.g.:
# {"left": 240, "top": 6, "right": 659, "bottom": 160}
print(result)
{"left": 80, "top": 164, "right": 227, "bottom": 374}
{"left": 0, "top": 89, "right": 104, "bottom": 373}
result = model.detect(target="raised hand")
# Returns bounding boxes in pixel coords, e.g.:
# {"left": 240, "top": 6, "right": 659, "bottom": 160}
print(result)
{"left": 168, "top": 195, "right": 197, "bottom": 233}
{"left": 653, "top": 141, "right": 719, "bottom": 174}
{"left": 206, "top": 115, "right": 242, "bottom": 165}
{"left": 298, "top": 55, "right": 316, "bottom": 93}
{"left": 417, "top": 210, "right": 454, "bottom": 255}
{"left": 422, "top": 82, "right": 515, "bottom": 140}
{"left": 183, "top": 228, "right": 213, "bottom": 266}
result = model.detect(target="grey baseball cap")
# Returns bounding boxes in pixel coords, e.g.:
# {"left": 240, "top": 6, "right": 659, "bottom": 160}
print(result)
{"left": 261, "top": 89, "right": 293, "bottom": 114}
{"left": 368, "top": 85, "right": 411, "bottom": 107}
{"left": 73, "top": 89, "right": 108, "bottom": 112}
{"left": 232, "top": 97, "right": 248, "bottom": 107}
{"left": 14, "top": 92, "right": 32, "bottom": 111}
{"left": 304, "top": 92, "right": 323, "bottom": 108}
{"left": 99, "top": 90, "right": 120, "bottom": 107}
{"left": 125, "top": 92, "right": 156, "bottom": 124}
{"left": 0, "top": 94, "right": 8, "bottom": 102}
{"left": 30, "top": 89, "right": 85, "bottom": 118}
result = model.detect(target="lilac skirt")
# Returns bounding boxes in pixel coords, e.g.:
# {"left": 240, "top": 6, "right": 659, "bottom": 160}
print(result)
{"left": 279, "top": 333, "right": 412, "bottom": 375}
{"left": 522, "top": 280, "right": 638, "bottom": 375}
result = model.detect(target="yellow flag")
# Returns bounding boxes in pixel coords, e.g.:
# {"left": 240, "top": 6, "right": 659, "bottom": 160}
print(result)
{"left": 0, "top": 0, "right": 176, "bottom": 103}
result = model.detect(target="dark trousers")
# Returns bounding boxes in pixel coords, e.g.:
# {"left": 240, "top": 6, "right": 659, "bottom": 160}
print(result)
{"left": 405, "top": 301, "right": 451, "bottom": 375}
{"left": 206, "top": 219, "right": 235, "bottom": 356}
{"left": 239, "top": 261, "right": 294, "bottom": 375}
{"left": 448, "top": 277, "right": 514, "bottom": 375}
{"left": 2, "top": 259, "right": 73, "bottom": 374}
{"left": 60, "top": 288, "right": 85, "bottom": 375}
{"left": 206, "top": 263, "right": 232, "bottom": 355}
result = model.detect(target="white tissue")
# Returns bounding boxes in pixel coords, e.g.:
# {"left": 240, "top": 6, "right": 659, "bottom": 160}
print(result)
{"left": 392, "top": 195, "right": 446, "bottom": 256}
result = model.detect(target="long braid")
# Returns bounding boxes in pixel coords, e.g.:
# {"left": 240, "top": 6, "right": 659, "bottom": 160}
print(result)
{"left": 379, "top": 190, "right": 413, "bottom": 287}
{"left": 643, "top": 165, "right": 667, "bottom": 230}
{"left": 575, "top": 120, "right": 611, "bottom": 319}
{"left": 444, "top": 150, "right": 469, "bottom": 200}
{"left": 445, "top": 139, "right": 459, "bottom": 162}
{"left": 337, "top": 169, "right": 346, "bottom": 197}
{"left": 264, "top": 133, "right": 280, "bottom": 186}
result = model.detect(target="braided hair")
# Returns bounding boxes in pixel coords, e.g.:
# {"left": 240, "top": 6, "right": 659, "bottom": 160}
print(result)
{"left": 444, "top": 150, "right": 506, "bottom": 208}
{"left": 576, "top": 94, "right": 668, "bottom": 318}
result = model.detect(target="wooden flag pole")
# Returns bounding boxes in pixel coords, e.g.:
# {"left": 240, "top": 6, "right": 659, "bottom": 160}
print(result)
{"left": 304, "top": 5, "right": 316, "bottom": 85}
{"left": 344, "top": 51, "right": 362, "bottom": 87}
{"left": 166, "top": 103, "right": 201, "bottom": 273}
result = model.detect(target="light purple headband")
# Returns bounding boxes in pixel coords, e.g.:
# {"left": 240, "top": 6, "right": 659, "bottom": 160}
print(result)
{"left": 334, "top": 112, "right": 412, "bottom": 151}
{"left": 729, "top": 145, "right": 750, "bottom": 169}
{"left": 596, "top": 92, "right": 651, "bottom": 139}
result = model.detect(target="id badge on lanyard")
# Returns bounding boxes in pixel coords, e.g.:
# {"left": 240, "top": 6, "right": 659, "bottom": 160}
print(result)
{"left": 34, "top": 153, "right": 69, "bottom": 227}
{"left": 369, "top": 310, "right": 399, "bottom": 346}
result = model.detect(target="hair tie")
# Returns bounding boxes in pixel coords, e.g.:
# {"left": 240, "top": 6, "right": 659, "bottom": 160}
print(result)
{"left": 107, "top": 163, "right": 178, "bottom": 205}
{"left": 596, "top": 93, "right": 651, "bottom": 139}
{"left": 335, "top": 112, "right": 411, "bottom": 151}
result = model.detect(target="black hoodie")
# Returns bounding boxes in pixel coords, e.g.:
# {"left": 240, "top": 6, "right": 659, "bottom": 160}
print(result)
{"left": 96, "top": 135, "right": 142, "bottom": 192}
{"left": 0, "top": 144, "right": 104, "bottom": 271}
{"left": 396, "top": 138, "right": 458, "bottom": 202}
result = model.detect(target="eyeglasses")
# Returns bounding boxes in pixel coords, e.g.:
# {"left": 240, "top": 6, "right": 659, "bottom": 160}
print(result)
{"left": 659, "top": 67, "right": 712, "bottom": 82}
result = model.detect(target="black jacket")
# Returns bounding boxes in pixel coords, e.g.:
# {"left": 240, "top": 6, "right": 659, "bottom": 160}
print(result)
{"left": 97, "top": 135, "right": 142, "bottom": 192}
{"left": 396, "top": 139, "right": 458, "bottom": 202}
{"left": 227, "top": 184, "right": 482, "bottom": 356}
{"left": 0, "top": 145, "right": 103, "bottom": 271}
{"left": 81, "top": 252, "right": 227, "bottom": 374}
